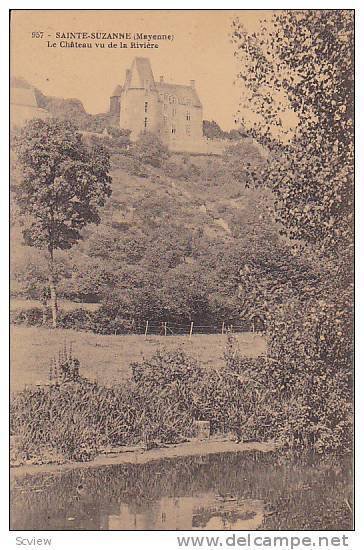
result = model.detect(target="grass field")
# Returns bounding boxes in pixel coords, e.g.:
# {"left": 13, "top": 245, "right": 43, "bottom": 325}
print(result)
{"left": 10, "top": 326, "right": 266, "bottom": 392}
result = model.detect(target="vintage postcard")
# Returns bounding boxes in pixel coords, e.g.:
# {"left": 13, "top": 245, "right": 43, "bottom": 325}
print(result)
{"left": 9, "top": 8, "right": 354, "bottom": 536}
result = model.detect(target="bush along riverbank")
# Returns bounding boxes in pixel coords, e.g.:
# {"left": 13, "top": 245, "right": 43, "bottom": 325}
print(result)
{"left": 10, "top": 333, "right": 352, "bottom": 466}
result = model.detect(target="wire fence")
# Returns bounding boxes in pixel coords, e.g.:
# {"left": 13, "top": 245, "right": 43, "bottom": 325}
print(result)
{"left": 129, "top": 320, "right": 260, "bottom": 337}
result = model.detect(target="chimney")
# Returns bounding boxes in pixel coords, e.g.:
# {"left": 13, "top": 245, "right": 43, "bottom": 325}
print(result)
{"left": 160, "top": 75, "right": 164, "bottom": 83}
{"left": 190, "top": 80, "right": 195, "bottom": 89}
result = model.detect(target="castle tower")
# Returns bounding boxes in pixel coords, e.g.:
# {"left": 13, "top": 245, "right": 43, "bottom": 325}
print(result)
{"left": 119, "top": 58, "right": 161, "bottom": 140}
{"left": 110, "top": 57, "right": 203, "bottom": 150}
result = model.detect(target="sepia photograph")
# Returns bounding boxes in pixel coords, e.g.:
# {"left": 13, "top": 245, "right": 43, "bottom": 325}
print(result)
{"left": 9, "top": 9, "right": 354, "bottom": 533}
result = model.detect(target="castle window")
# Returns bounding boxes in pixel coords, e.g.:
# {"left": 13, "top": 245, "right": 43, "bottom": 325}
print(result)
{"left": 163, "top": 116, "right": 167, "bottom": 127}
{"left": 172, "top": 107, "right": 177, "bottom": 117}
{"left": 144, "top": 117, "right": 148, "bottom": 129}
{"left": 186, "top": 111, "right": 191, "bottom": 121}
{"left": 186, "top": 125, "right": 191, "bottom": 136}
{"left": 169, "top": 95, "right": 177, "bottom": 104}
{"left": 144, "top": 102, "right": 148, "bottom": 113}
{"left": 171, "top": 125, "right": 176, "bottom": 135}
{"left": 163, "top": 103, "right": 167, "bottom": 112}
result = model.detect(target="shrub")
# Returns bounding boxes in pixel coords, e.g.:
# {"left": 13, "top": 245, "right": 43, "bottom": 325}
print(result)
{"left": 88, "top": 305, "right": 134, "bottom": 335}
{"left": 128, "top": 158, "right": 149, "bottom": 177}
{"left": 131, "top": 347, "right": 269, "bottom": 443}
{"left": 105, "top": 127, "right": 131, "bottom": 149}
{"left": 11, "top": 382, "right": 129, "bottom": 461}
{"left": 163, "top": 159, "right": 200, "bottom": 180}
{"left": 10, "top": 306, "right": 94, "bottom": 332}
{"left": 11, "top": 343, "right": 139, "bottom": 461}
{"left": 49, "top": 343, "right": 81, "bottom": 384}
{"left": 57, "top": 308, "right": 93, "bottom": 331}
{"left": 130, "top": 132, "right": 169, "bottom": 168}
{"left": 11, "top": 314, "right": 352, "bottom": 465}
{"left": 130, "top": 350, "right": 203, "bottom": 447}
{"left": 11, "top": 306, "right": 50, "bottom": 326}
{"left": 12, "top": 347, "right": 269, "bottom": 462}
{"left": 260, "top": 295, "right": 353, "bottom": 455}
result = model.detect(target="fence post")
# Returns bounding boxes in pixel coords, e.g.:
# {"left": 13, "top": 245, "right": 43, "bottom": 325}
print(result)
{"left": 221, "top": 321, "right": 225, "bottom": 335}
{"left": 144, "top": 320, "right": 149, "bottom": 338}
{"left": 164, "top": 321, "right": 167, "bottom": 336}
{"left": 189, "top": 321, "right": 194, "bottom": 339}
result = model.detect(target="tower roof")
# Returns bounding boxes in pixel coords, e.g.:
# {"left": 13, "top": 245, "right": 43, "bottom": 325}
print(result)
{"left": 126, "top": 57, "right": 156, "bottom": 89}
{"left": 120, "top": 57, "right": 202, "bottom": 107}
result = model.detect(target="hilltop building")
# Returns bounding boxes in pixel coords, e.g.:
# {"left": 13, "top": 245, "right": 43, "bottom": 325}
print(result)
{"left": 110, "top": 57, "right": 203, "bottom": 152}
{"left": 10, "top": 85, "right": 49, "bottom": 127}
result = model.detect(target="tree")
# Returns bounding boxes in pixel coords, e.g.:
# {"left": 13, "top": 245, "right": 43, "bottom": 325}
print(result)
{"left": 232, "top": 10, "right": 354, "bottom": 309}
{"left": 162, "top": 264, "right": 209, "bottom": 323}
{"left": 232, "top": 11, "right": 354, "bottom": 452}
{"left": 203, "top": 120, "right": 246, "bottom": 140}
{"left": 203, "top": 120, "right": 225, "bottom": 140}
{"left": 12, "top": 118, "right": 112, "bottom": 327}
{"left": 61, "top": 254, "right": 117, "bottom": 303}
{"left": 130, "top": 131, "right": 169, "bottom": 168}
{"left": 223, "top": 141, "right": 266, "bottom": 185}
{"left": 232, "top": 10, "right": 354, "bottom": 254}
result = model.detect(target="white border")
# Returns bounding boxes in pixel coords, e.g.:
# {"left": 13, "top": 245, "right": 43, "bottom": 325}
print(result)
{"left": 1, "top": 2, "right": 362, "bottom": 549}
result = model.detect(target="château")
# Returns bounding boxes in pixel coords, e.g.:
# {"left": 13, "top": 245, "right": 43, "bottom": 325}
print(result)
{"left": 110, "top": 57, "right": 203, "bottom": 152}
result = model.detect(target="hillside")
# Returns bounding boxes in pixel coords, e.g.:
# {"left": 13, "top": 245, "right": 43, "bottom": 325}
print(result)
{"left": 11, "top": 108, "right": 320, "bottom": 328}
{"left": 12, "top": 130, "right": 320, "bottom": 331}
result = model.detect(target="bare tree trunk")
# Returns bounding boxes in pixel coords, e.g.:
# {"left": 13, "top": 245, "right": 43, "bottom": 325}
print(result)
{"left": 40, "top": 287, "right": 48, "bottom": 326}
{"left": 41, "top": 300, "right": 48, "bottom": 326}
{"left": 48, "top": 247, "right": 58, "bottom": 328}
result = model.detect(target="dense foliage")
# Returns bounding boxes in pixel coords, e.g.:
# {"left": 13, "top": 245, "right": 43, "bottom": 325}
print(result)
{"left": 13, "top": 134, "right": 287, "bottom": 326}
{"left": 10, "top": 345, "right": 271, "bottom": 462}
{"left": 232, "top": 10, "right": 354, "bottom": 454}
{"left": 129, "top": 131, "right": 170, "bottom": 168}
{"left": 203, "top": 119, "right": 246, "bottom": 140}
{"left": 10, "top": 331, "right": 353, "bottom": 464}
{"left": 232, "top": 10, "right": 353, "bottom": 252}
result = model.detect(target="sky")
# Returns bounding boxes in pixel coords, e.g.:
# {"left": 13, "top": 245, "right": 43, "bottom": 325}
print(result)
{"left": 10, "top": 10, "right": 266, "bottom": 130}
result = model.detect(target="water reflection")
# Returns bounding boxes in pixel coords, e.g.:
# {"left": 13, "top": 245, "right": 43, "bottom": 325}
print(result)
{"left": 108, "top": 496, "right": 265, "bottom": 530}
{"left": 10, "top": 451, "right": 352, "bottom": 531}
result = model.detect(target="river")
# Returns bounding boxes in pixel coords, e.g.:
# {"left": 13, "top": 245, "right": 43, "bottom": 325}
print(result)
{"left": 10, "top": 451, "right": 352, "bottom": 530}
